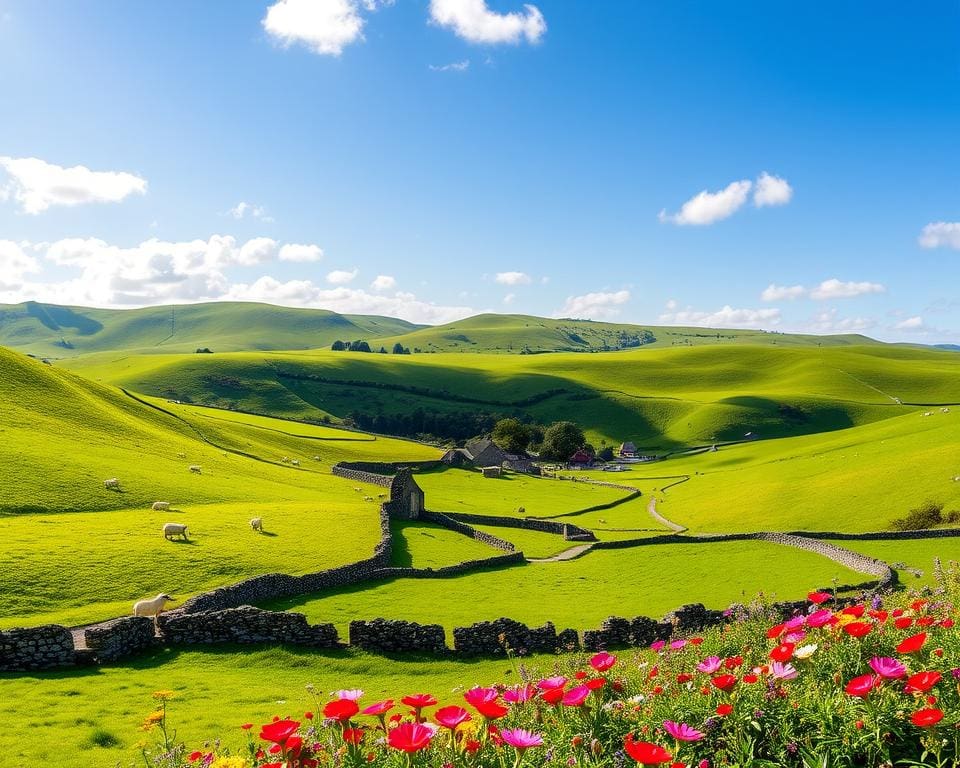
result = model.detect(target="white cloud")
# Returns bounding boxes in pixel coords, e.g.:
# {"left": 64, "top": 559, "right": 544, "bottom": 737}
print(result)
{"left": 279, "top": 243, "right": 324, "bottom": 262}
{"left": 429, "top": 0, "right": 546, "bottom": 44}
{"left": 556, "top": 290, "right": 630, "bottom": 320}
{"left": 228, "top": 201, "right": 274, "bottom": 223}
{"left": 753, "top": 172, "right": 793, "bottom": 208}
{"left": 761, "top": 283, "right": 806, "bottom": 301}
{"left": 809, "top": 278, "right": 885, "bottom": 300}
{"left": 658, "top": 304, "right": 782, "bottom": 329}
{"left": 495, "top": 271, "right": 532, "bottom": 285}
{"left": 659, "top": 179, "right": 752, "bottom": 226}
{"left": 429, "top": 60, "right": 470, "bottom": 72}
{"left": 918, "top": 221, "right": 960, "bottom": 250}
{"left": 262, "top": 0, "right": 389, "bottom": 56}
{"left": 806, "top": 309, "right": 876, "bottom": 333}
{"left": 238, "top": 237, "right": 279, "bottom": 265}
{"left": 0, "top": 156, "right": 146, "bottom": 214}
{"left": 894, "top": 316, "right": 926, "bottom": 331}
{"left": 326, "top": 268, "right": 358, "bottom": 285}
{"left": 502, "top": 292, "right": 515, "bottom": 305}
{"left": 0, "top": 240, "right": 40, "bottom": 289}
{"left": 370, "top": 274, "right": 396, "bottom": 291}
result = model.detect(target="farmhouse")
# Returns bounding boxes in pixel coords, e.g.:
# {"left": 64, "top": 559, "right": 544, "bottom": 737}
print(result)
{"left": 618, "top": 441, "right": 638, "bottom": 458}
{"left": 441, "top": 439, "right": 539, "bottom": 475}
{"left": 569, "top": 449, "right": 595, "bottom": 467}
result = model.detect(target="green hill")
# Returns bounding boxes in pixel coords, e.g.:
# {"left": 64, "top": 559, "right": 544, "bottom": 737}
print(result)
{"left": 0, "top": 301, "right": 420, "bottom": 357}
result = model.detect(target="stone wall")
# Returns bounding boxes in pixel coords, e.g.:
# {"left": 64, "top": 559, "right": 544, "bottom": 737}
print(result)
{"left": 84, "top": 617, "right": 156, "bottom": 662}
{"left": 159, "top": 606, "right": 339, "bottom": 648}
{"left": 350, "top": 618, "right": 446, "bottom": 654}
{"left": 420, "top": 511, "right": 517, "bottom": 551}
{"left": 331, "top": 466, "right": 394, "bottom": 487}
{"left": 453, "top": 618, "right": 564, "bottom": 657}
{"left": 0, "top": 624, "right": 75, "bottom": 671}
{"left": 441, "top": 511, "right": 597, "bottom": 542}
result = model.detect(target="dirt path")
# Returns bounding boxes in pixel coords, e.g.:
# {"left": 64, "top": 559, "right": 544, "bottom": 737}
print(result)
{"left": 648, "top": 496, "right": 686, "bottom": 532}
{"left": 526, "top": 543, "right": 595, "bottom": 562}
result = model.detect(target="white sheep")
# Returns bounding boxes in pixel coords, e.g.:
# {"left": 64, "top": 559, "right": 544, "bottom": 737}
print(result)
{"left": 313, "top": 455, "right": 321, "bottom": 461}
{"left": 133, "top": 593, "right": 175, "bottom": 624}
{"left": 250, "top": 517, "right": 263, "bottom": 532}
{"left": 353, "top": 487, "right": 362, "bottom": 492}
{"left": 281, "top": 456, "right": 291, "bottom": 464}
{"left": 188, "top": 465, "right": 202, "bottom": 474}
{"left": 104, "top": 478, "right": 120, "bottom": 490}
{"left": 363, "top": 496, "right": 373, "bottom": 502}
{"left": 291, "top": 459, "right": 300, "bottom": 466}
{"left": 163, "top": 522, "right": 189, "bottom": 540}
{"left": 151, "top": 501, "right": 171, "bottom": 511}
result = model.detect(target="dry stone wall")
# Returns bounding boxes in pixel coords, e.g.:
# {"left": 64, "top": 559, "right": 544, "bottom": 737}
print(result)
{"left": 419, "top": 511, "right": 517, "bottom": 551}
{"left": 84, "top": 617, "right": 156, "bottom": 662}
{"left": 441, "top": 511, "right": 597, "bottom": 542}
{"left": 350, "top": 618, "right": 446, "bottom": 654}
{"left": 159, "top": 606, "right": 339, "bottom": 648}
{"left": 0, "top": 625, "right": 75, "bottom": 671}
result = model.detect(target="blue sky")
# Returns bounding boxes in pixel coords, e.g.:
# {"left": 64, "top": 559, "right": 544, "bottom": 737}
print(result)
{"left": 0, "top": 1, "right": 958, "bottom": 341}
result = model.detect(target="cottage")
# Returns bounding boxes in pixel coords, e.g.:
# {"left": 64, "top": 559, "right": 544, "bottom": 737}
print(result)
{"left": 481, "top": 466, "right": 502, "bottom": 479}
{"left": 618, "top": 441, "right": 638, "bottom": 458}
{"left": 569, "top": 449, "right": 594, "bottom": 467}
{"left": 462, "top": 439, "right": 509, "bottom": 468}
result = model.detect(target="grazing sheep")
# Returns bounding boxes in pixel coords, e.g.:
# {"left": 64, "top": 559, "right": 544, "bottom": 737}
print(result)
{"left": 133, "top": 593, "right": 175, "bottom": 624}
{"left": 943, "top": 408, "right": 951, "bottom": 414}
{"left": 250, "top": 517, "right": 263, "bottom": 532}
{"left": 353, "top": 487, "right": 362, "bottom": 492}
{"left": 151, "top": 501, "right": 171, "bottom": 511}
{"left": 104, "top": 478, "right": 120, "bottom": 490}
{"left": 291, "top": 459, "right": 300, "bottom": 466}
{"left": 163, "top": 522, "right": 189, "bottom": 541}
{"left": 377, "top": 493, "right": 387, "bottom": 499}
{"left": 313, "top": 455, "right": 321, "bottom": 461}
{"left": 363, "top": 496, "right": 373, "bottom": 502}
{"left": 176, "top": 452, "right": 186, "bottom": 459}
{"left": 188, "top": 465, "right": 202, "bottom": 474}
{"left": 281, "top": 456, "right": 291, "bottom": 464}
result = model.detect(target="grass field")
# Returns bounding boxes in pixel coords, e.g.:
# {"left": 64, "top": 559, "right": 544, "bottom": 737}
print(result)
{"left": 390, "top": 520, "right": 499, "bottom": 568}
{"left": 268, "top": 540, "right": 865, "bottom": 633}
{"left": 823, "top": 538, "right": 960, "bottom": 588}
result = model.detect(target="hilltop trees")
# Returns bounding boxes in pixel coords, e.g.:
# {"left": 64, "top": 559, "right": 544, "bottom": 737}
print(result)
{"left": 331, "top": 340, "right": 373, "bottom": 352}
{"left": 538, "top": 421, "right": 586, "bottom": 461}
{"left": 491, "top": 418, "right": 532, "bottom": 453}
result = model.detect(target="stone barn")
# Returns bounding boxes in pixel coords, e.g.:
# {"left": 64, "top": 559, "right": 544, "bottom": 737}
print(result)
{"left": 387, "top": 469, "right": 424, "bottom": 520}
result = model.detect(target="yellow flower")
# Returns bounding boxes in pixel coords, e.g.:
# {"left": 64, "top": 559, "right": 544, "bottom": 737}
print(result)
{"left": 210, "top": 757, "right": 251, "bottom": 768}
{"left": 152, "top": 690, "right": 177, "bottom": 701}
{"left": 144, "top": 710, "right": 165, "bottom": 724}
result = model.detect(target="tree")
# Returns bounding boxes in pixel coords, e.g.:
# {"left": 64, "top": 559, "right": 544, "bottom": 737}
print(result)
{"left": 331, "top": 340, "right": 346, "bottom": 351}
{"left": 491, "top": 418, "right": 531, "bottom": 454}
{"left": 349, "top": 340, "right": 372, "bottom": 353}
{"left": 539, "top": 421, "right": 585, "bottom": 462}
{"left": 597, "top": 446, "right": 614, "bottom": 462}
{"left": 379, "top": 346, "right": 388, "bottom": 354}
{"left": 392, "top": 342, "right": 406, "bottom": 354}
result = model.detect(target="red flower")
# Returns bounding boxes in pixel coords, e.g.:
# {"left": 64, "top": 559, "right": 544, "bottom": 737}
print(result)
{"left": 894, "top": 617, "right": 913, "bottom": 630}
{"left": 941, "top": 618, "right": 955, "bottom": 628}
{"left": 868, "top": 610, "right": 888, "bottom": 623}
{"left": 724, "top": 656, "right": 743, "bottom": 669}
{"left": 766, "top": 623, "right": 785, "bottom": 639}
{"left": 842, "top": 604, "right": 865, "bottom": 618}
{"left": 540, "top": 687, "right": 565, "bottom": 705}
{"left": 590, "top": 651, "right": 617, "bottom": 672}
{"left": 259, "top": 719, "right": 300, "bottom": 744}
{"left": 574, "top": 670, "right": 588, "bottom": 680}
{"left": 304, "top": 711, "right": 314, "bottom": 720}
{"left": 240, "top": 723, "right": 253, "bottom": 731}
{"left": 689, "top": 637, "right": 704, "bottom": 646}
{"left": 561, "top": 685, "right": 591, "bottom": 707}
{"left": 474, "top": 700, "right": 509, "bottom": 720}
{"left": 342, "top": 728, "right": 363, "bottom": 745}
{"left": 716, "top": 703, "right": 733, "bottom": 716}
{"left": 188, "top": 751, "right": 204, "bottom": 762}
{"left": 586, "top": 677, "right": 606, "bottom": 690}
{"left": 844, "top": 674, "right": 875, "bottom": 698}
{"left": 896, "top": 632, "right": 927, "bottom": 654}
{"left": 624, "top": 734, "right": 673, "bottom": 764}
{"left": 434, "top": 706, "right": 471, "bottom": 730}
{"left": 387, "top": 722, "right": 435, "bottom": 752}
{"left": 742, "top": 674, "right": 759, "bottom": 684}
{"left": 911, "top": 599, "right": 928, "bottom": 612}
{"left": 401, "top": 693, "right": 437, "bottom": 709}
{"left": 905, "top": 671, "right": 942, "bottom": 694}
{"left": 769, "top": 643, "right": 794, "bottom": 662}
{"left": 711, "top": 675, "right": 737, "bottom": 692}
{"left": 464, "top": 739, "right": 481, "bottom": 753}
{"left": 910, "top": 708, "right": 944, "bottom": 727}
{"left": 916, "top": 617, "right": 935, "bottom": 627}
{"left": 808, "top": 592, "right": 832, "bottom": 604}
{"left": 676, "top": 673, "right": 693, "bottom": 684}
{"left": 323, "top": 699, "right": 359, "bottom": 722}
{"left": 361, "top": 699, "right": 394, "bottom": 717}
{"left": 842, "top": 622, "right": 872, "bottom": 638}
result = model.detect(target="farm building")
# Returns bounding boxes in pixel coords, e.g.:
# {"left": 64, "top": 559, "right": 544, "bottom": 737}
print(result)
{"left": 618, "top": 441, "right": 638, "bottom": 458}
{"left": 441, "top": 439, "right": 539, "bottom": 475}
{"left": 569, "top": 449, "right": 595, "bottom": 467}
{"left": 481, "top": 466, "right": 503, "bottom": 478}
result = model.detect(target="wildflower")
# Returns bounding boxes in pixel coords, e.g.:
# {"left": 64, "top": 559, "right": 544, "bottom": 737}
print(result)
{"left": 401, "top": 693, "right": 438, "bottom": 709}
{"left": 387, "top": 722, "right": 436, "bottom": 753}
{"left": 696, "top": 656, "right": 722, "bottom": 674}
{"left": 361, "top": 700, "right": 394, "bottom": 717}
{"left": 894, "top": 617, "right": 914, "bottom": 630}
{"left": 724, "top": 656, "right": 743, "bottom": 669}
{"left": 905, "top": 671, "right": 941, "bottom": 694}
{"left": 501, "top": 728, "right": 544, "bottom": 751}
{"left": 711, "top": 675, "right": 737, "bottom": 692}
{"left": 806, "top": 609, "right": 834, "bottom": 628}
{"left": 842, "top": 622, "right": 872, "bottom": 638}
{"left": 624, "top": 734, "right": 673, "bottom": 765}
{"left": 769, "top": 661, "right": 798, "bottom": 680}
{"left": 335, "top": 689, "right": 364, "bottom": 701}
{"left": 663, "top": 721, "right": 705, "bottom": 741}
{"left": 869, "top": 657, "right": 907, "bottom": 679}
{"left": 541, "top": 687, "right": 565, "bottom": 705}
{"left": 323, "top": 699, "right": 359, "bottom": 722}
{"left": 342, "top": 728, "right": 363, "bottom": 745}
{"left": 152, "top": 690, "right": 177, "bottom": 701}
{"left": 769, "top": 643, "right": 794, "bottom": 662}
{"left": 716, "top": 703, "right": 733, "bottom": 716}
{"left": 896, "top": 632, "right": 927, "bottom": 654}
{"left": 794, "top": 643, "right": 818, "bottom": 659}
{"left": 240, "top": 723, "right": 253, "bottom": 731}
{"left": 844, "top": 675, "right": 876, "bottom": 698}
{"left": 910, "top": 708, "right": 944, "bottom": 727}
{"left": 537, "top": 676, "right": 567, "bottom": 690}
{"left": 669, "top": 639, "right": 687, "bottom": 651}
{"left": 591, "top": 651, "right": 617, "bottom": 672}
{"left": 259, "top": 720, "right": 300, "bottom": 744}
{"left": 808, "top": 592, "right": 832, "bottom": 604}
{"left": 434, "top": 706, "right": 471, "bottom": 730}
{"left": 473, "top": 700, "right": 509, "bottom": 719}
{"left": 561, "top": 685, "right": 591, "bottom": 707}
{"left": 463, "top": 687, "right": 499, "bottom": 708}
{"left": 650, "top": 640, "right": 666, "bottom": 652}
{"left": 503, "top": 684, "right": 537, "bottom": 703}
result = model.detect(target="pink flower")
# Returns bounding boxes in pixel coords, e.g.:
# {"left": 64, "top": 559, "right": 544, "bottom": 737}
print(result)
{"left": 806, "top": 609, "right": 834, "bottom": 628}
{"left": 650, "top": 640, "right": 666, "bottom": 652}
{"left": 869, "top": 657, "right": 907, "bottom": 679}
{"left": 663, "top": 721, "right": 705, "bottom": 742}
{"left": 361, "top": 699, "right": 394, "bottom": 717}
{"left": 783, "top": 629, "right": 807, "bottom": 644}
{"left": 503, "top": 684, "right": 537, "bottom": 704}
{"left": 769, "top": 661, "right": 798, "bottom": 680}
{"left": 463, "top": 687, "right": 499, "bottom": 708}
{"left": 669, "top": 639, "right": 687, "bottom": 651}
{"left": 500, "top": 728, "right": 544, "bottom": 750}
{"left": 696, "top": 656, "right": 722, "bottom": 674}
{"left": 561, "top": 685, "right": 591, "bottom": 707}
{"left": 434, "top": 706, "right": 471, "bottom": 730}
{"left": 537, "top": 676, "right": 567, "bottom": 690}
{"left": 335, "top": 689, "right": 364, "bottom": 701}
{"left": 590, "top": 651, "right": 617, "bottom": 672}
{"left": 784, "top": 615, "right": 806, "bottom": 631}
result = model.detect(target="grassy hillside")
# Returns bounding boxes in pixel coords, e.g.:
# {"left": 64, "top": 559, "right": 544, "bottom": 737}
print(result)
{"left": 64, "top": 344, "right": 960, "bottom": 449}
{"left": 0, "top": 301, "right": 419, "bottom": 357}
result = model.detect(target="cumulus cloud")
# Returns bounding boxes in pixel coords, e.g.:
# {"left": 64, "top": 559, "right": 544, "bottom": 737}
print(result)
{"left": 918, "top": 221, "right": 960, "bottom": 250}
{"left": 805, "top": 309, "right": 876, "bottom": 334}
{"left": 370, "top": 274, "right": 396, "bottom": 291}
{"left": 753, "top": 172, "right": 793, "bottom": 207}
{"left": 495, "top": 271, "right": 532, "bottom": 285}
{"left": 809, "top": 278, "right": 885, "bottom": 300}
{"left": 894, "top": 316, "right": 926, "bottom": 331}
{"left": 659, "top": 179, "right": 752, "bottom": 226}
{"left": 556, "top": 290, "right": 630, "bottom": 320}
{"left": 228, "top": 201, "right": 274, "bottom": 223}
{"left": 0, "top": 240, "right": 40, "bottom": 289}
{"left": 429, "top": 60, "right": 470, "bottom": 72}
{"left": 658, "top": 303, "right": 782, "bottom": 329}
{"left": 761, "top": 283, "right": 806, "bottom": 302}
{"left": 326, "top": 268, "right": 358, "bottom": 285}
{"left": 278, "top": 243, "right": 324, "bottom": 262}
{"left": 0, "top": 156, "right": 146, "bottom": 214}
{"left": 262, "top": 0, "right": 392, "bottom": 56}
{"left": 238, "top": 237, "right": 279, "bottom": 265}
{"left": 429, "top": 0, "right": 546, "bottom": 44}
{"left": 502, "top": 292, "right": 515, "bottom": 305}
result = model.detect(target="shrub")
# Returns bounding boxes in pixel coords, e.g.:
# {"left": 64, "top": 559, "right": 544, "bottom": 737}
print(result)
{"left": 891, "top": 500, "right": 945, "bottom": 531}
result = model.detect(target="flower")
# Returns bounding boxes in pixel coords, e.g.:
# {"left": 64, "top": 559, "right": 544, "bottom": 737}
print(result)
{"left": 869, "top": 657, "right": 907, "bottom": 679}
{"left": 323, "top": 699, "right": 359, "bottom": 722}
{"left": 434, "top": 706, "right": 471, "bottom": 730}
{"left": 503, "top": 684, "right": 537, "bottom": 704}
{"left": 650, "top": 640, "right": 666, "bottom": 652}
{"left": 896, "top": 632, "right": 927, "bottom": 654}
{"left": 473, "top": 700, "right": 509, "bottom": 720}
{"left": 910, "top": 708, "right": 944, "bottom": 727}
{"left": 342, "top": 728, "right": 363, "bottom": 744}
{"left": 561, "top": 685, "right": 591, "bottom": 707}
{"left": 663, "top": 721, "right": 705, "bottom": 742}
{"left": 806, "top": 609, "right": 834, "bottom": 628}
{"left": 537, "top": 676, "right": 568, "bottom": 690}
{"left": 669, "top": 639, "right": 687, "bottom": 650}
{"left": 808, "top": 592, "right": 832, "bottom": 604}
{"left": 842, "top": 622, "right": 872, "bottom": 638}
{"left": 624, "top": 734, "right": 673, "bottom": 764}
{"left": 259, "top": 720, "right": 300, "bottom": 744}
{"left": 716, "top": 703, "right": 733, "bottom": 716}
{"left": 769, "top": 643, "right": 795, "bottom": 662}
{"left": 696, "top": 656, "right": 722, "bottom": 674}
{"left": 905, "top": 671, "right": 942, "bottom": 694}
{"left": 361, "top": 700, "right": 394, "bottom": 716}
{"left": 463, "top": 687, "right": 499, "bottom": 708}
{"left": 769, "top": 661, "right": 798, "bottom": 680}
{"left": 335, "top": 689, "right": 364, "bottom": 701}
{"left": 711, "top": 674, "right": 737, "bottom": 692}
{"left": 401, "top": 693, "right": 437, "bottom": 709}
{"left": 387, "top": 722, "right": 436, "bottom": 752}
{"left": 844, "top": 675, "right": 876, "bottom": 698}
{"left": 591, "top": 651, "right": 617, "bottom": 672}
{"left": 500, "top": 728, "right": 544, "bottom": 750}
{"left": 894, "top": 617, "right": 914, "bottom": 630}
{"left": 793, "top": 643, "right": 818, "bottom": 660}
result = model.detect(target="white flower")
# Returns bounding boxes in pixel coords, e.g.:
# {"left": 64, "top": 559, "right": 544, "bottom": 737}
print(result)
{"left": 794, "top": 643, "right": 818, "bottom": 659}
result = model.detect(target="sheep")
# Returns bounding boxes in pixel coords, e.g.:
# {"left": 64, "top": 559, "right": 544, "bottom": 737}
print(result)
{"left": 250, "top": 517, "right": 263, "bottom": 532}
{"left": 377, "top": 493, "right": 387, "bottom": 499}
{"left": 353, "top": 487, "right": 362, "bottom": 492}
{"left": 133, "top": 593, "right": 175, "bottom": 626}
{"left": 104, "top": 478, "right": 120, "bottom": 490}
{"left": 176, "top": 452, "right": 186, "bottom": 459}
{"left": 188, "top": 465, "right": 202, "bottom": 474}
{"left": 291, "top": 459, "right": 300, "bottom": 466}
{"left": 163, "top": 522, "right": 189, "bottom": 540}
{"left": 281, "top": 456, "right": 291, "bottom": 464}
{"left": 363, "top": 496, "right": 373, "bottom": 502}
{"left": 313, "top": 455, "right": 321, "bottom": 462}
{"left": 151, "top": 501, "right": 171, "bottom": 511}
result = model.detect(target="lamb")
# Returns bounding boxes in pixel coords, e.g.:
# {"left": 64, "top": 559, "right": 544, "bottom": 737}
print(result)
{"left": 163, "top": 522, "right": 189, "bottom": 540}
{"left": 188, "top": 465, "right": 202, "bottom": 474}
{"left": 151, "top": 501, "right": 171, "bottom": 511}
{"left": 250, "top": 517, "right": 263, "bottom": 532}
{"left": 133, "top": 593, "right": 175, "bottom": 624}
{"left": 291, "top": 459, "right": 300, "bottom": 466}
{"left": 104, "top": 478, "right": 120, "bottom": 490}
{"left": 281, "top": 456, "right": 291, "bottom": 464}
{"left": 313, "top": 455, "right": 321, "bottom": 461}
